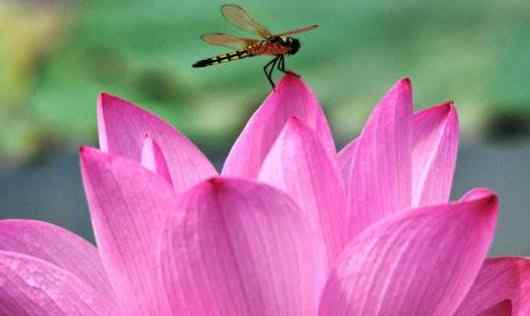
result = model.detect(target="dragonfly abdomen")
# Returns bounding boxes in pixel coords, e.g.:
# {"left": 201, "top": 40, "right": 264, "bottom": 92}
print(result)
{"left": 192, "top": 49, "right": 254, "bottom": 68}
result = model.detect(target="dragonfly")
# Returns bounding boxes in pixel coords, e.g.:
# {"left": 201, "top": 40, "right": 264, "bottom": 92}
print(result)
{"left": 192, "top": 4, "right": 318, "bottom": 88}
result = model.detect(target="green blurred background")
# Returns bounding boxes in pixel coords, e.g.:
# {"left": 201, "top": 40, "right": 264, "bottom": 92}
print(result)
{"left": 2, "top": 0, "right": 530, "bottom": 254}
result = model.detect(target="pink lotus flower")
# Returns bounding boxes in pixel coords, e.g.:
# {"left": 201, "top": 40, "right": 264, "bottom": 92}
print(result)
{"left": 1, "top": 74, "right": 529, "bottom": 316}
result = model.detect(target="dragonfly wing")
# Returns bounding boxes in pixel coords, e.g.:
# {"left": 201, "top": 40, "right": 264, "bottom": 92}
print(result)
{"left": 201, "top": 33, "right": 259, "bottom": 49}
{"left": 275, "top": 24, "right": 319, "bottom": 37}
{"left": 221, "top": 4, "right": 273, "bottom": 39}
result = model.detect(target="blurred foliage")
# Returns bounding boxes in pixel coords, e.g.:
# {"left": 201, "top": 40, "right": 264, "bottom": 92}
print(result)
{"left": 1, "top": 0, "right": 530, "bottom": 166}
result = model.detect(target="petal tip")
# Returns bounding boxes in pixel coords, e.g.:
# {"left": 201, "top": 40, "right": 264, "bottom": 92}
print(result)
{"left": 283, "top": 71, "right": 302, "bottom": 80}
{"left": 400, "top": 76, "right": 412, "bottom": 86}
{"left": 422, "top": 101, "right": 458, "bottom": 123}
{"left": 480, "top": 193, "right": 499, "bottom": 214}
{"left": 98, "top": 91, "right": 118, "bottom": 102}
{"left": 463, "top": 188, "right": 499, "bottom": 218}
{"left": 279, "top": 117, "right": 314, "bottom": 142}
{"left": 395, "top": 77, "right": 412, "bottom": 92}
{"left": 190, "top": 177, "right": 237, "bottom": 199}
{"left": 79, "top": 145, "right": 99, "bottom": 158}
{"left": 464, "top": 187, "right": 497, "bottom": 200}
{"left": 435, "top": 101, "right": 457, "bottom": 115}
{"left": 79, "top": 146, "right": 114, "bottom": 169}
{"left": 447, "top": 101, "right": 458, "bottom": 117}
{"left": 206, "top": 176, "right": 225, "bottom": 191}
{"left": 388, "top": 77, "right": 412, "bottom": 97}
{"left": 276, "top": 72, "right": 306, "bottom": 91}
{"left": 382, "top": 76, "right": 413, "bottom": 103}
{"left": 97, "top": 92, "right": 116, "bottom": 109}
{"left": 285, "top": 116, "right": 305, "bottom": 130}
{"left": 98, "top": 92, "right": 141, "bottom": 112}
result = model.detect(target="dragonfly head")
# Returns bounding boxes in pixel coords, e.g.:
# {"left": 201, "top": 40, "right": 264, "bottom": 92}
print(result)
{"left": 285, "top": 37, "right": 301, "bottom": 55}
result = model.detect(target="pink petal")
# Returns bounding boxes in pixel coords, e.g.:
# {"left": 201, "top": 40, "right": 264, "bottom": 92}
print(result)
{"left": 412, "top": 102, "right": 459, "bottom": 207}
{"left": 141, "top": 136, "right": 172, "bottom": 185}
{"left": 454, "top": 257, "right": 530, "bottom": 316}
{"left": 161, "top": 177, "right": 327, "bottom": 316}
{"left": 80, "top": 146, "right": 177, "bottom": 316}
{"left": 319, "top": 189, "right": 498, "bottom": 316}
{"left": 0, "top": 251, "right": 115, "bottom": 316}
{"left": 0, "top": 220, "right": 113, "bottom": 298}
{"left": 97, "top": 93, "right": 217, "bottom": 192}
{"left": 346, "top": 78, "right": 413, "bottom": 237}
{"left": 336, "top": 138, "right": 357, "bottom": 189}
{"left": 222, "top": 73, "right": 335, "bottom": 179}
{"left": 258, "top": 118, "right": 347, "bottom": 263}
{"left": 339, "top": 101, "right": 459, "bottom": 209}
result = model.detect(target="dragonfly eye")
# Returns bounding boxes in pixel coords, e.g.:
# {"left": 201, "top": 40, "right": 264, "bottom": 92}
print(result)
{"left": 288, "top": 38, "right": 301, "bottom": 55}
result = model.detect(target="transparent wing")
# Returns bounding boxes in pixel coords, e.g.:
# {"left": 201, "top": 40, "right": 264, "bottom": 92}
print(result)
{"left": 221, "top": 4, "right": 272, "bottom": 39}
{"left": 275, "top": 24, "right": 319, "bottom": 37}
{"left": 201, "top": 33, "right": 259, "bottom": 49}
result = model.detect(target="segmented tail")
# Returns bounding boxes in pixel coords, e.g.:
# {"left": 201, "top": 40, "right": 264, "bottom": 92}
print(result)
{"left": 192, "top": 49, "right": 254, "bottom": 68}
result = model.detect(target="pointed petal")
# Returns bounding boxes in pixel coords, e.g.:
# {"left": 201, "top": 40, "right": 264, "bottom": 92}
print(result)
{"left": 80, "top": 147, "right": 176, "bottom": 316}
{"left": 97, "top": 93, "right": 217, "bottom": 191}
{"left": 141, "top": 136, "right": 172, "bottom": 185}
{"left": 0, "top": 220, "right": 113, "bottom": 298}
{"left": 346, "top": 78, "right": 413, "bottom": 237}
{"left": 222, "top": 73, "right": 335, "bottom": 179}
{"left": 412, "top": 102, "right": 459, "bottom": 207}
{"left": 161, "top": 177, "right": 327, "bottom": 316}
{"left": 258, "top": 118, "right": 347, "bottom": 262}
{"left": 319, "top": 189, "right": 498, "bottom": 316}
{"left": 454, "top": 257, "right": 530, "bottom": 316}
{"left": 0, "top": 251, "right": 115, "bottom": 316}
{"left": 340, "top": 101, "right": 459, "bottom": 208}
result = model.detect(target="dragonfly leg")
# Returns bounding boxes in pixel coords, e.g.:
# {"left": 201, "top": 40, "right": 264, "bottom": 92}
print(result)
{"left": 277, "top": 55, "right": 287, "bottom": 73}
{"left": 263, "top": 57, "right": 279, "bottom": 88}
{"left": 268, "top": 57, "right": 279, "bottom": 78}
{"left": 263, "top": 57, "right": 276, "bottom": 73}
{"left": 276, "top": 55, "right": 300, "bottom": 77}
{"left": 264, "top": 57, "right": 277, "bottom": 77}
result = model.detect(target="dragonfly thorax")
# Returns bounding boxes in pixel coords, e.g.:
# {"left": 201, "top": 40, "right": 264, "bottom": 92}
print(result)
{"left": 270, "top": 36, "right": 301, "bottom": 55}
